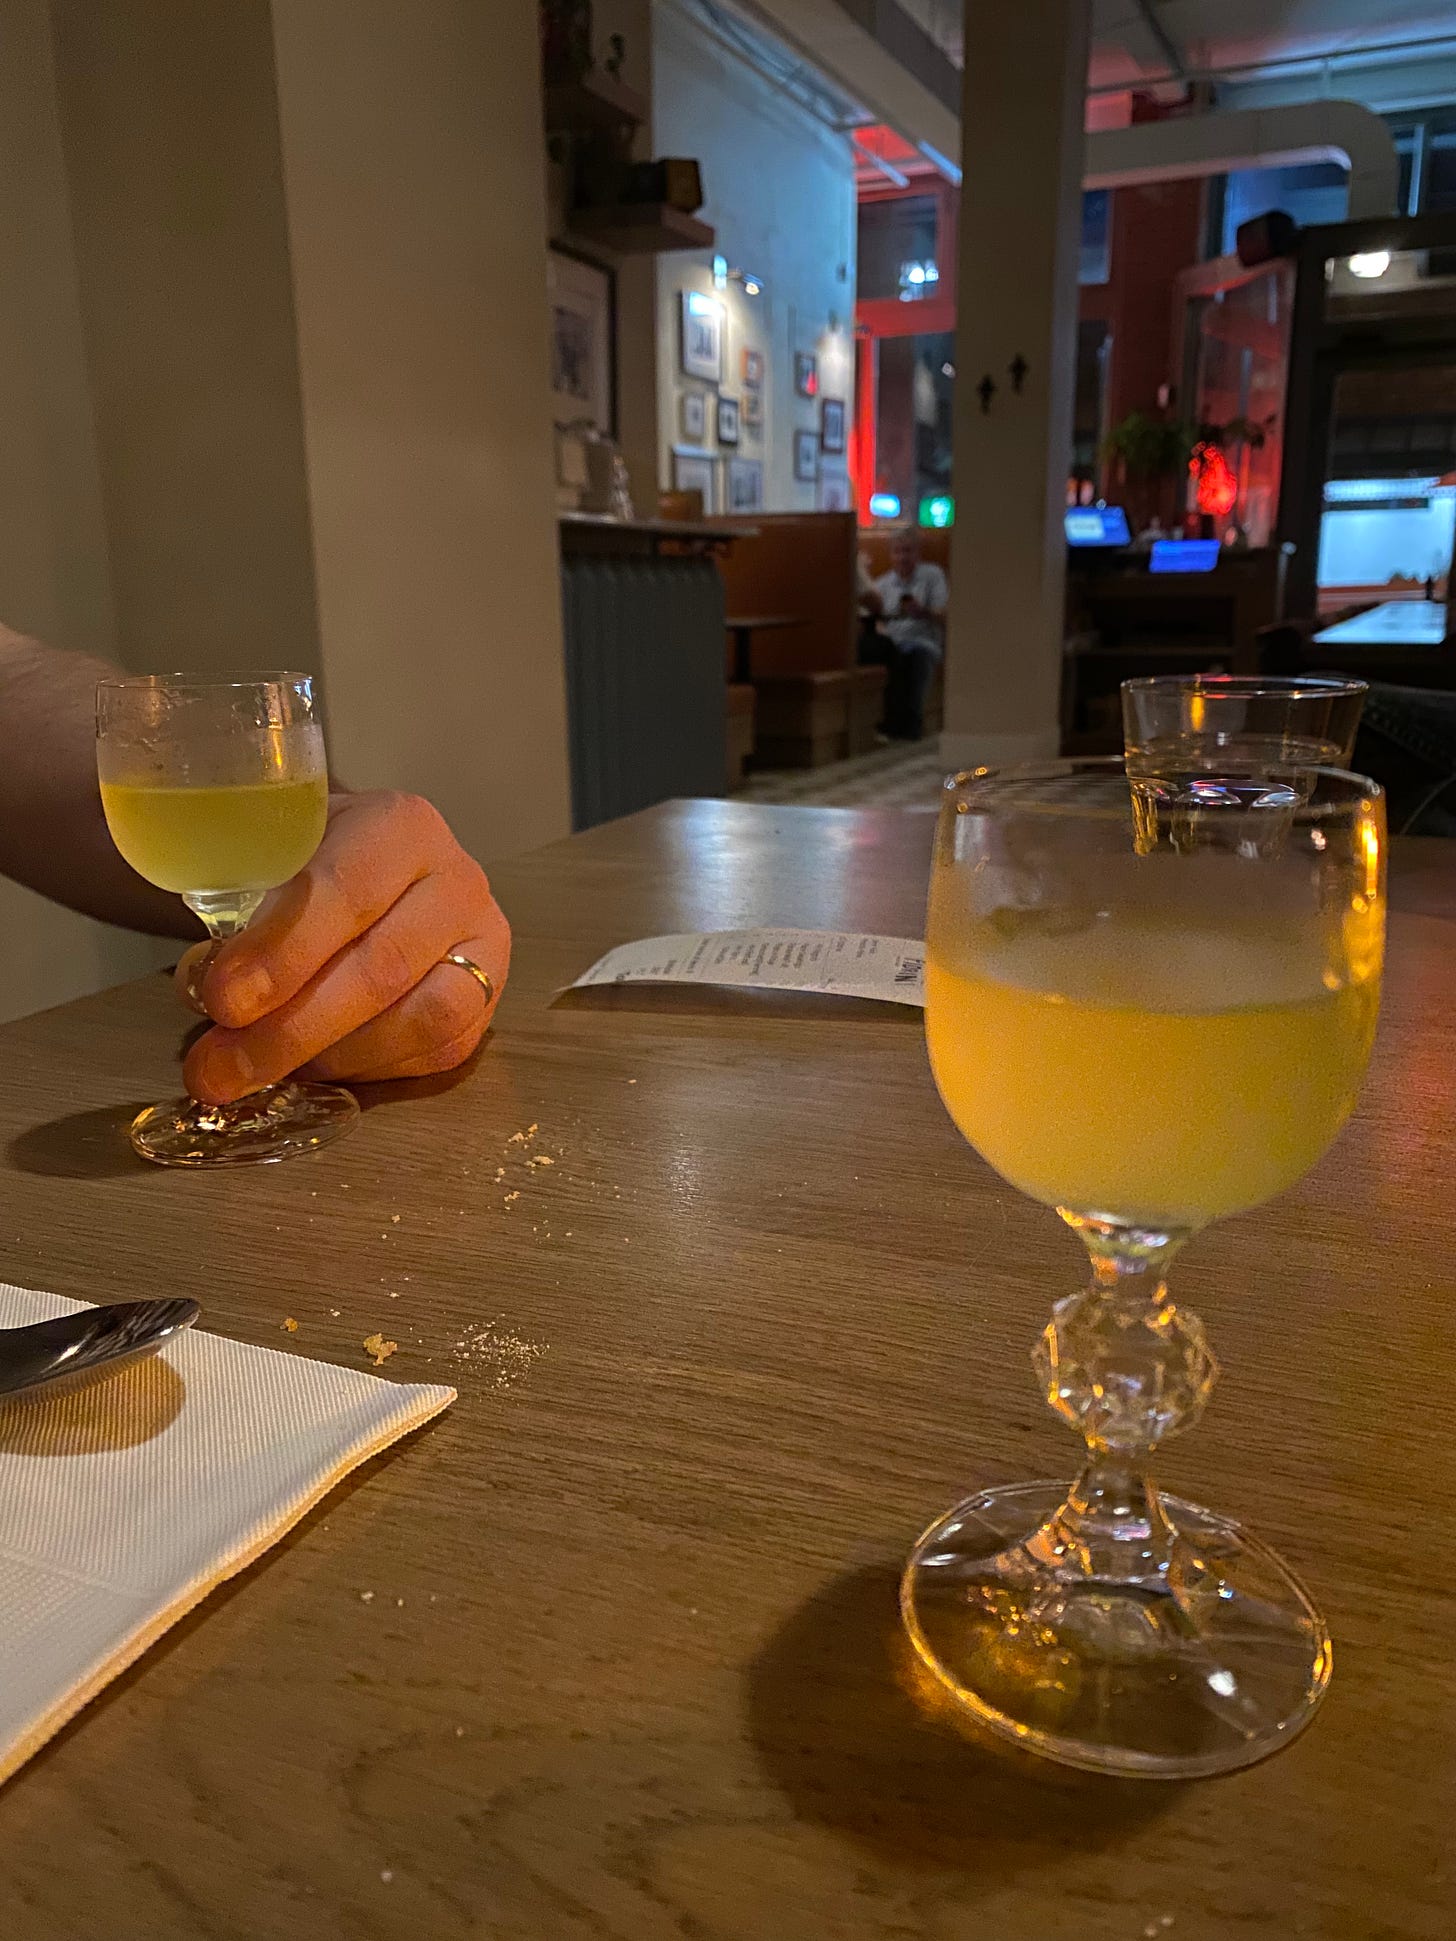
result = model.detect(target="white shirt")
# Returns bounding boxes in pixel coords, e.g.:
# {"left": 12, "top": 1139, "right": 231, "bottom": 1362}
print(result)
{"left": 874, "top": 562, "right": 948, "bottom": 658}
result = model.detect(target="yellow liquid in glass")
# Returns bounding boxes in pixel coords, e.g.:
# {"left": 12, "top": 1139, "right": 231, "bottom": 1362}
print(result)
{"left": 926, "top": 913, "right": 1380, "bottom": 1230}
{"left": 100, "top": 776, "right": 328, "bottom": 894}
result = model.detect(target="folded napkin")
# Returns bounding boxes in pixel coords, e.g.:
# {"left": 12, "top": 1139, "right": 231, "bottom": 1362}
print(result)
{"left": 0, "top": 1282, "right": 454, "bottom": 1788}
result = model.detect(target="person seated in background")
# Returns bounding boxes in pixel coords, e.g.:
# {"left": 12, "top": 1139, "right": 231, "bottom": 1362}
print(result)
{"left": 0, "top": 623, "right": 510, "bottom": 1105}
{"left": 858, "top": 528, "right": 948, "bottom": 741}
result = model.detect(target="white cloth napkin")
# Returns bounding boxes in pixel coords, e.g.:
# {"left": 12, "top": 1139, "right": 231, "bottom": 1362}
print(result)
{"left": 0, "top": 1282, "right": 454, "bottom": 1787}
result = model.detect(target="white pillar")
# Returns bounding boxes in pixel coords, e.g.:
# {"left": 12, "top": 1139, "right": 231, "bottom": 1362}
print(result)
{"left": 49, "top": 0, "right": 573, "bottom": 863}
{"left": 270, "top": 0, "right": 573, "bottom": 859}
{"left": 943, "top": 0, "right": 1091, "bottom": 768}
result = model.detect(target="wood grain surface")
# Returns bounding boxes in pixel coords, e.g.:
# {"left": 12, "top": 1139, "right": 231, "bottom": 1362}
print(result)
{"left": 0, "top": 800, "right": 1452, "bottom": 1941}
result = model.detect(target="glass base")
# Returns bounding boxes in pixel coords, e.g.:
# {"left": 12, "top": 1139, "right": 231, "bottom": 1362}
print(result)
{"left": 129, "top": 1081, "right": 359, "bottom": 1167}
{"left": 901, "top": 1479, "right": 1330, "bottom": 1780}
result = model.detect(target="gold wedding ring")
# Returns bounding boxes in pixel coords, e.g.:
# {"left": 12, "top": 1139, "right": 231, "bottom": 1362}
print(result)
{"left": 441, "top": 951, "right": 495, "bottom": 1006}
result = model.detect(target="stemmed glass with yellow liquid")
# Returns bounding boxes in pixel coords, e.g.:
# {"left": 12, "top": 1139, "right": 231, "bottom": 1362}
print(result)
{"left": 97, "top": 672, "right": 358, "bottom": 1166}
{"left": 905, "top": 757, "right": 1384, "bottom": 1778}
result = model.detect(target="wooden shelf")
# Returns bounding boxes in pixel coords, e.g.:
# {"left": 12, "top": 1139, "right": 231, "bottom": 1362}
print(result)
{"left": 567, "top": 202, "right": 715, "bottom": 257}
{"left": 544, "top": 70, "right": 646, "bottom": 134}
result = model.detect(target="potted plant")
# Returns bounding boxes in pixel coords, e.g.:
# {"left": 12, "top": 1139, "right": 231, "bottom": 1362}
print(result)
{"left": 1100, "top": 412, "right": 1196, "bottom": 532}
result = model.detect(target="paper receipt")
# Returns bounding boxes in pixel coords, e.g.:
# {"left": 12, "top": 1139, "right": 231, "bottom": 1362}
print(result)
{"left": 570, "top": 929, "right": 925, "bottom": 1006}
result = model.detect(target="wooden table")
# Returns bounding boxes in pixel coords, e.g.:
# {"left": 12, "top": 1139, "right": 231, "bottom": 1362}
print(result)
{"left": 1, "top": 802, "right": 1453, "bottom": 1939}
{"left": 1314, "top": 599, "right": 1449, "bottom": 648}
{"left": 724, "top": 611, "right": 801, "bottom": 683}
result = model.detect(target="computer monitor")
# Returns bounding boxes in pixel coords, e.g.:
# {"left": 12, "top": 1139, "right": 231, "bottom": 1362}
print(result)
{"left": 1149, "top": 538, "right": 1221, "bottom": 574}
{"left": 1065, "top": 505, "right": 1131, "bottom": 548}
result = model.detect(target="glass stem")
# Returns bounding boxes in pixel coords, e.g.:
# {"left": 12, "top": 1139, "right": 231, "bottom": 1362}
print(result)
{"left": 181, "top": 890, "right": 269, "bottom": 1125}
{"left": 1029, "top": 1215, "right": 1219, "bottom": 1588}
{"left": 183, "top": 889, "right": 264, "bottom": 940}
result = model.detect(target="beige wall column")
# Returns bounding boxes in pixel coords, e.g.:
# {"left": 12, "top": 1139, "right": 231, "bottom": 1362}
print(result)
{"left": 49, "top": 0, "right": 571, "bottom": 864}
{"left": 943, "top": 0, "right": 1091, "bottom": 767}
{"left": 0, "top": 0, "right": 174, "bottom": 1024}
{"left": 270, "top": 0, "right": 572, "bottom": 860}
{"left": 50, "top": 0, "right": 323, "bottom": 681}
{"left": 0, "top": 0, "right": 571, "bottom": 1021}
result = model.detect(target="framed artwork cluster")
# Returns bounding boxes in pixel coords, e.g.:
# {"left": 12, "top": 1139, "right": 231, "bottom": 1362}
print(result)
{"left": 670, "top": 448, "right": 764, "bottom": 516}
{"left": 789, "top": 339, "right": 851, "bottom": 505}
{"left": 670, "top": 296, "right": 853, "bottom": 514}
{"left": 672, "top": 286, "right": 769, "bottom": 514}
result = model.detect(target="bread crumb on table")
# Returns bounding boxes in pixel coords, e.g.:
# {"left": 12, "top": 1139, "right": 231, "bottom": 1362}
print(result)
{"left": 363, "top": 1332, "right": 398, "bottom": 1366}
{"left": 450, "top": 1323, "right": 544, "bottom": 1390}
{"left": 280, "top": 1317, "right": 299, "bottom": 1333}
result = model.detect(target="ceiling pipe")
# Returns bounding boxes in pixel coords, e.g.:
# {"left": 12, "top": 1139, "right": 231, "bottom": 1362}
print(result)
{"left": 1084, "top": 98, "right": 1401, "bottom": 218}
{"left": 1086, "top": 30, "right": 1456, "bottom": 98}
{"left": 851, "top": 133, "right": 910, "bottom": 187}
{"left": 1132, "top": 0, "right": 1187, "bottom": 86}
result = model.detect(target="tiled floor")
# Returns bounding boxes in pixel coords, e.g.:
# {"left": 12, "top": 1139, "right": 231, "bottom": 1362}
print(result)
{"left": 731, "top": 738, "right": 949, "bottom": 809}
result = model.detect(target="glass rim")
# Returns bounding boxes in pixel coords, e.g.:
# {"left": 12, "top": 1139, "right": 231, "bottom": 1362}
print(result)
{"left": 1121, "top": 673, "right": 1369, "bottom": 699}
{"left": 95, "top": 669, "right": 315, "bottom": 693}
{"left": 942, "top": 754, "right": 1383, "bottom": 818}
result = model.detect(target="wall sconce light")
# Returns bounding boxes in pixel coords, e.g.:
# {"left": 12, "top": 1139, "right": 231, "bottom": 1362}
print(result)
{"left": 1347, "top": 250, "right": 1391, "bottom": 279}
{"left": 727, "top": 267, "right": 764, "bottom": 297}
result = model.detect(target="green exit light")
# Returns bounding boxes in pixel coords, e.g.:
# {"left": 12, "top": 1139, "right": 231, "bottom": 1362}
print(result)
{"left": 919, "top": 494, "right": 954, "bottom": 529}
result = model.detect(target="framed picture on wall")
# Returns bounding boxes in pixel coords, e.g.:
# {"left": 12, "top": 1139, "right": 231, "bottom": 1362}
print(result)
{"left": 716, "top": 395, "right": 741, "bottom": 446}
{"left": 742, "top": 347, "right": 765, "bottom": 389}
{"left": 671, "top": 447, "right": 717, "bottom": 515}
{"left": 794, "top": 351, "right": 818, "bottom": 398}
{"left": 742, "top": 390, "right": 763, "bottom": 433}
{"left": 547, "top": 248, "right": 614, "bottom": 435}
{"left": 726, "top": 457, "right": 764, "bottom": 514}
{"left": 817, "top": 470, "right": 852, "bottom": 512}
{"left": 679, "top": 289, "right": 722, "bottom": 383}
{"left": 679, "top": 391, "right": 707, "bottom": 443}
{"left": 820, "top": 398, "right": 846, "bottom": 455}
{"left": 793, "top": 429, "right": 818, "bottom": 482}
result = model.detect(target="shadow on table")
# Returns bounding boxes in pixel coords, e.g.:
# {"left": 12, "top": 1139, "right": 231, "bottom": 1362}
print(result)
{"left": 746, "top": 1561, "right": 1177, "bottom": 1893}
{"left": 6, "top": 1037, "right": 494, "bottom": 1176}
{"left": 6, "top": 1103, "right": 155, "bottom": 1179}
{"left": 349, "top": 1031, "right": 493, "bottom": 1111}
{"left": 553, "top": 984, "right": 920, "bottom": 1022}
{"left": 0, "top": 1355, "right": 184, "bottom": 1454}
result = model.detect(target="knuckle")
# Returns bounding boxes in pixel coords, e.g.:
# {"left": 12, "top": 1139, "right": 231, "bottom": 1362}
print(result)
{"left": 381, "top": 789, "right": 448, "bottom": 849}
{"left": 251, "top": 1017, "right": 309, "bottom": 1078}
{"left": 356, "top": 928, "right": 420, "bottom": 1010}
{"left": 415, "top": 972, "right": 482, "bottom": 1048}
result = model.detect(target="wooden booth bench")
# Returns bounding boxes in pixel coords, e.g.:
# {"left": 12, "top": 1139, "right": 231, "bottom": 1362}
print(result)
{"left": 716, "top": 512, "right": 885, "bottom": 769}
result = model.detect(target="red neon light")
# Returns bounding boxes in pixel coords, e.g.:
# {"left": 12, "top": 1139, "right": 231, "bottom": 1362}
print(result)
{"left": 1190, "top": 441, "right": 1237, "bottom": 520}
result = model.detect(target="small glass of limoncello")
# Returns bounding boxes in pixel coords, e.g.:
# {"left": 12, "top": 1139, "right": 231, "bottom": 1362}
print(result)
{"left": 903, "top": 757, "right": 1384, "bottom": 1780}
{"left": 97, "top": 672, "right": 358, "bottom": 1165}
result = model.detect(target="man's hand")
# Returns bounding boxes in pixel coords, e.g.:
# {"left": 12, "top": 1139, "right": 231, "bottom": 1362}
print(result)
{"left": 180, "top": 792, "right": 509, "bottom": 1104}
